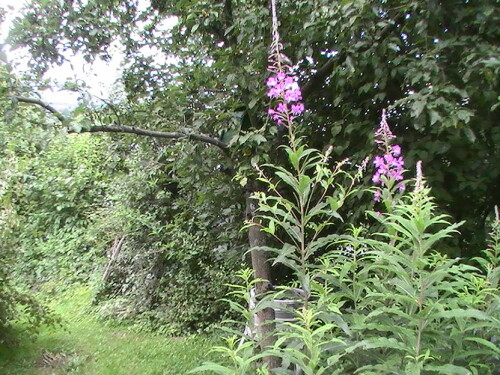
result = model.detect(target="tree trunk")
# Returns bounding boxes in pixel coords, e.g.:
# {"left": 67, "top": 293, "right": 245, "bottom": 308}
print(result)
{"left": 246, "top": 182, "right": 280, "bottom": 370}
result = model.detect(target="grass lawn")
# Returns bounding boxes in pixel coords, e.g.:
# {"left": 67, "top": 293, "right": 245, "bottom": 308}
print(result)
{"left": 0, "top": 286, "right": 220, "bottom": 375}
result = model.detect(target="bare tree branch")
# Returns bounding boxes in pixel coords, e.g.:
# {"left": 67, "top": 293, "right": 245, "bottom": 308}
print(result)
{"left": 14, "top": 95, "right": 228, "bottom": 150}
{"left": 78, "top": 125, "right": 228, "bottom": 149}
{"left": 14, "top": 95, "right": 67, "bottom": 123}
{"left": 301, "top": 56, "right": 339, "bottom": 99}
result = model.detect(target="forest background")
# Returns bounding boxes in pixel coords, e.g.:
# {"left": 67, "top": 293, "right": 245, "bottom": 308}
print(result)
{"left": 0, "top": 0, "right": 498, "bottom": 367}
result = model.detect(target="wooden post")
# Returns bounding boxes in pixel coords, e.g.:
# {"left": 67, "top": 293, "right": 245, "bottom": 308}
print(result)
{"left": 246, "top": 182, "right": 280, "bottom": 370}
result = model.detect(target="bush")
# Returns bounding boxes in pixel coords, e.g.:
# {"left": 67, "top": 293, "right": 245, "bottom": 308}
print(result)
{"left": 0, "top": 158, "right": 57, "bottom": 346}
{"left": 94, "top": 215, "right": 240, "bottom": 335}
{"left": 0, "top": 274, "right": 57, "bottom": 347}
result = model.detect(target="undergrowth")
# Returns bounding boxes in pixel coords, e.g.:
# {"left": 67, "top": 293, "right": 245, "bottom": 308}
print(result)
{"left": 0, "top": 285, "right": 220, "bottom": 375}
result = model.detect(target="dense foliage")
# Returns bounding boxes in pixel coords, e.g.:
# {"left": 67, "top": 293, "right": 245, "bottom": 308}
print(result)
{"left": 194, "top": 2, "right": 499, "bottom": 372}
{"left": 6, "top": 0, "right": 499, "bottom": 253}
{"left": 0, "top": 65, "right": 242, "bottom": 341}
{"left": 91, "top": 144, "right": 244, "bottom": 334}
{"left": 0, "top": 68, "right": 59, "bottom": 346}
{"left": 1, "top": 0, "right": 498, "bottom": 355}
{"left": 0, "top": 100, "right": 243, "bottom": 338}
{"left": 195, "top": 135, "right": 500, "bottom": 375}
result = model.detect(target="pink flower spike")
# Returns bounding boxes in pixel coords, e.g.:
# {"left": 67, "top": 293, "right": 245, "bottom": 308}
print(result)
{"left": 372, "top": 109, "right": 405, "bottom": 189}
{"left": 374, "top": 109, "right": 396, "bottom": 147}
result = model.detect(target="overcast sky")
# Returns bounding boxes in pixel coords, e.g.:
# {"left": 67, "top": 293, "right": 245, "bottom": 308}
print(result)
{"left": 1, "top": 0, "right": 122, "bottom": 110}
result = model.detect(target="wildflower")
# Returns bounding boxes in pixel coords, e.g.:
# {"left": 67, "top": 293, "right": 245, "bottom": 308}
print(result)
{"left": 276, "top": 72, "right": 286, "bottom": 81}
{"left": 291, "top": 103, "right": 304, "bottom": 115}
{"left": 267, "top": 84, "right": 283, "bottom": 98}
{"left": 266, "top": 57, "right": 305, "bottom": 127}
{"left": 414, "top": 160, "right": 424, "bottom": 193}
{"left": 266, "top": 76, "right": 278, "bottom": 87}
{"left": 372, "top": 109, "right": 405, "bottom": 199}
{"left": 276, "top": 102, "right": 288, "bottom": 113}
{"left": 266, "top": 70, "right": 305, "bottom": 126}
{"left": 266, "top": 0, "right": 304, "bottom": 127}
{"left": 284, "top": 90, "right": 301, "bottom": 103}
{"left": 392, "top": 145, "right": 401, "bottom": 157}
{"left": 374, "top": 109, "right": 396, "bottom": 145}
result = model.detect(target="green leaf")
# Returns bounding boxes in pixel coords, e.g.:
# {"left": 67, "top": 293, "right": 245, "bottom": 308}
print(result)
{"left": 429, "top": 110, "right": 441, "bottom": 125}
{"left": 191, "top": 24, "right": 200, "bottom": 33}
{"left": 434, "top": 309, "right": 491, "bottom": 321}
{"left": 189, "top": 362, "right": 234, "bottom": 374}
{"left": 463, "top": 127, "right": 476, "bottom": 143}
{"left": 275, "top": 171, "right": 299, "bottom": 194}
{"left": 464, "top": 337, "right": 500, "bottom": 355}
{"left": 248, "top": 97, "right": 258, "bottom": 109}
{"left": 412, "top": 99, "right": 426, "bottom": 118}
{"left": 424, "top": 364, "right": 473, "bottom": 375}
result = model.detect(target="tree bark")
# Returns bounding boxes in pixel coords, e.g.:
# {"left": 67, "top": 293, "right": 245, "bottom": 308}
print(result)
{"left": 246, "top": 182, "right": 280, "bottom": 370}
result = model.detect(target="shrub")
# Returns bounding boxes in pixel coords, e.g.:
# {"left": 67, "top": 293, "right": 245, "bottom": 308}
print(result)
{"left": 0, "top": 157, "right": 57, "bottom": 347}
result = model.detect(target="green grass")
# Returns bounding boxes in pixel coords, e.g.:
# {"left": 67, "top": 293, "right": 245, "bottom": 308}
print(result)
{"left": 0, "top": 286, "right": 220, "bottom": 375}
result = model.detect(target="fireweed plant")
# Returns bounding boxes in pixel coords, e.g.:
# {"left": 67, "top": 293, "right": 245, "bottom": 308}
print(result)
{"left": 192, "top": 1, "right": 500, "bottom": 374}
{"left": 372, "top": 109, "right": 405, "bottom": 206}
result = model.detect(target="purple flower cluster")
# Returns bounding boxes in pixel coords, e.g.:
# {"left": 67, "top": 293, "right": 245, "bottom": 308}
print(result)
{"left": 372, "top": 146, "right": 404, "bottom": 184}
{"left": 372, "top": 110, "right": 405, "bottom": 201}
{"left": 266, "top": 71, "right": 304, "bottom": 126}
